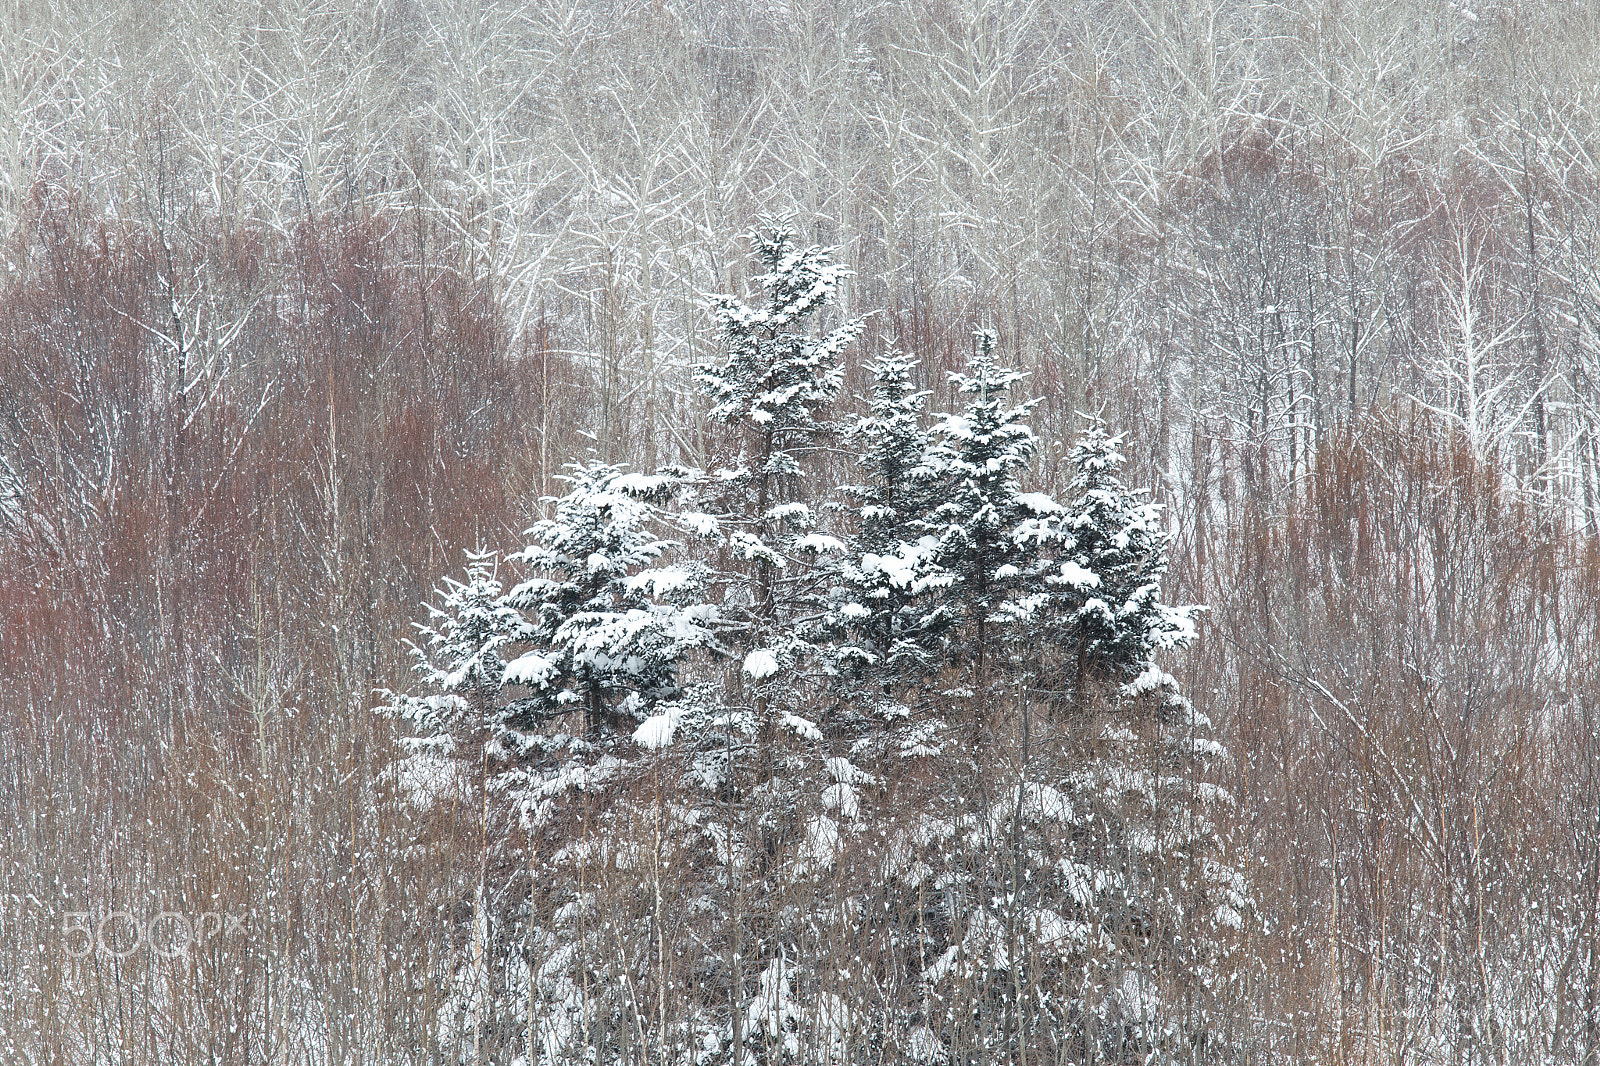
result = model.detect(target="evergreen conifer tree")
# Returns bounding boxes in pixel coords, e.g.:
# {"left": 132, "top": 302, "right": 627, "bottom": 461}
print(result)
{"left": 387, "top": 232, "right": 1244, "bottom": 1066}
{"left": 908, "top": 423, "right": 1238, "bottom": 1065}
{"left": 394, "top": 547, "right": 533, "bottom": 757}
{"left": 500, "top": 463, "right": 716, "bottom": 739}
{"left": 396, "top": 462, "right": 717, "bottom": 821}
{"left": 921, "top": 330, "right": 1061, "bottom": 696}
{"left": 692, "top": 216, "right": 861, "bottom": 776}
{"left": 1042, "top": 426, "right": 1199, "bottom": 713}
{"left": 824, "top": 353, "right": 952, "bottom": 756}
{"left": 832, "top": 356, "right": 949, "bottom": 662}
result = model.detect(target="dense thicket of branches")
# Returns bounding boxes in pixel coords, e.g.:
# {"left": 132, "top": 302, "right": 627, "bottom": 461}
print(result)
{"left": 3, "top": 1, "right": 1600, "bottom": 1063}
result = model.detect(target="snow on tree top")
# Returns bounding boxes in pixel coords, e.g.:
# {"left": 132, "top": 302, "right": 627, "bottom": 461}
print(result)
{"left": 1054, "top": 559, "right": 1101, "bottom": 589}
{"left": 743, "top": 648, "right": 782, "bottom": 679}
{"left": 504, "top": 651, "right": 559, "bottom": 688}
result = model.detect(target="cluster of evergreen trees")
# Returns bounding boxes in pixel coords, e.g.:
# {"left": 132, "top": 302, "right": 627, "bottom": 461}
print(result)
{"left": 394, "top": 220, "right": 1244, "bottom": 1064}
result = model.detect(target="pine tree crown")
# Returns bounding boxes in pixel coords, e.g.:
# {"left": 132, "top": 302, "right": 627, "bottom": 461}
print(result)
{"left": 695, "top": 216, "right": 860, "bottom": 435}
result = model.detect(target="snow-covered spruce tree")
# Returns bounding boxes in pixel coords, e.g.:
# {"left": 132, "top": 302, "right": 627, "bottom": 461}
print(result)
{"left": 390, "top": 548, "right": 536, "bottom": 1061}
{"left": 497, "top": 463, "right": 718, "bottom": 748}
{"left": 919, "top": 330, "right": 1061, "bottom": 705}
{"left": 404, "top": 221, "right": 873, "bottom": 1066}
{"left": 1041, "top": 426, "right": 1201, "bottom": 715}
{"left": 398, "top": 464, "right": 716, "bottom": 758}
{"left": 399, "top": 547, "right": 535, "bottom": 745}
{"left": 1024, "top": 427, "right": 1238, "bottom": 1065}
{"left": 872, "top": 409, "right": 1242, "bottom": 1064}
{"left": 391, "top": 463, "right": 718, "bottom": 1062}
{"left": 833, "top": 354, "right": 950, "bottom": 670}
{"left": 823, "top": 352, "right": 953, "bottom": 758}
{"left": 692, "top": 216, "right": 862, "bottom": 781}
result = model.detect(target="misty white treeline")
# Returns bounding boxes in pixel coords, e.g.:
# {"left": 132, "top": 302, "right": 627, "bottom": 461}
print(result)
{"left": 6, "top": 0, "right": 1600, "bottom": 521}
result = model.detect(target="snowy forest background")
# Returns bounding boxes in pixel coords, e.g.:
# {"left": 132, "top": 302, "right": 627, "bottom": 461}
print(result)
{"left": 3, "top": 0, "right": 1600, "bottom": 1063}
